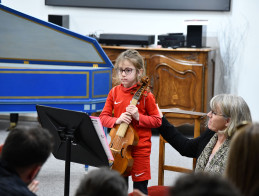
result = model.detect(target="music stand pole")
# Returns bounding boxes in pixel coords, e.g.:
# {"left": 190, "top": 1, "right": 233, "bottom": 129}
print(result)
{"left": 60, "top": 128, "right": 74, "bottom": 196}
{"left": 64, "top": 136, "right": 71, "bottom": 196}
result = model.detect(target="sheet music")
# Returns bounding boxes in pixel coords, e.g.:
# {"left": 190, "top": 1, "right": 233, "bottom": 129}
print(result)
{"left": 90, "top": 116, "right": 114, "bottom": 161}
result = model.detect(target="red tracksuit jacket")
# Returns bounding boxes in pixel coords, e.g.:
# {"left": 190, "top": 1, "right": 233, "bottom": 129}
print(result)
{"left": 99, "top": 83, "right": 161, "bottom": 181}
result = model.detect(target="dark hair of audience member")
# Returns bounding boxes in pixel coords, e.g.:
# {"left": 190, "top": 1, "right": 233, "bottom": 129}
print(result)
{"left": 170, "top": 172, "right": 241, "bottom": 196}
{"left": 75, "top": 167, "right": 128, "bottom": 196}
{"left": 1, "top": 126, "right": 53, "bottom": 168}
{"left": 248, "top": 181, "right": 259, "bottom": 196}
{"left": 225, "top": 122, "right": 259, "bottom": 196}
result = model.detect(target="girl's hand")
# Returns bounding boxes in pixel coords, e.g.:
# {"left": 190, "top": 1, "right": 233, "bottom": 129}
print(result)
{"left": 126, "top": 105, "right": 139, "bottom": 121}
{"left": 115, "top": 112, "right": 132, "bottom": 125}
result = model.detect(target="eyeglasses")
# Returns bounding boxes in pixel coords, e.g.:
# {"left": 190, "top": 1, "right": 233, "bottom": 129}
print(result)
{"left": 210, "top": 110, "right": 228, "bottom": 118}
{"left": 117, "top": 68, "right": 135, "bottom": 75}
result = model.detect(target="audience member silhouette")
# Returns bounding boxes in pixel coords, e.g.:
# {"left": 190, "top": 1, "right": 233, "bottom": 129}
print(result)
{"left": 225, "top": 122, "right": 259, "bottom": 196}
{"left": 75, "top": 167, "right": 128, "bottom": 196}
{"left": 170, "top": 172, "right": 241, "bottom": 196}
{"left": 0, "top": 126, "right": 53, "bottom": 196}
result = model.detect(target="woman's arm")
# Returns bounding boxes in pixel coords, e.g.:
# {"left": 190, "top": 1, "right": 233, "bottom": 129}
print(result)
{"left": 154, "top": 117, "right": 214, "bottom": 158}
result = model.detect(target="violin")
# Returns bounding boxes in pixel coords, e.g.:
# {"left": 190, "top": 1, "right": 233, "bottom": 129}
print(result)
{"left": 109, "top": 76, "right": 149, "bottom": 175}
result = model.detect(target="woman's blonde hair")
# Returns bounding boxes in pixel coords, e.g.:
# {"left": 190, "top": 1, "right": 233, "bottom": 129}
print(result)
{"left": 225, "top": 122, "right": 259, "bottom": 196}
{"left": 209, "top": 94, "right": 252, "bottom": 137}
{"left": 113, "top": 49, "right": 145, "bottom": 85}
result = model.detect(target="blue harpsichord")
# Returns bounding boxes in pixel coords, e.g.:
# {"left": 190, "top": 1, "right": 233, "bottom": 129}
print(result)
{"left": 0, "top": 4, "right": 113, "bottom": 114}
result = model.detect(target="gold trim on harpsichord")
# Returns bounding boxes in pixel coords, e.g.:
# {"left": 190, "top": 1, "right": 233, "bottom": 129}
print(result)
{"left": 0, "top": 70, "right": 89, "bottom": 99}
{"left": 92, "top": 70, "right": 111, "bottom": 98}
{"left": 0, "top": 7, "right": 106, "bottom": 65}
{"left": 0, "top": 57, "right": 106, "bottom": 65}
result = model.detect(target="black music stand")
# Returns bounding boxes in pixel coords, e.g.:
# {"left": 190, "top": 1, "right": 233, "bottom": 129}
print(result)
{"left": 36, "top": 105, "right": 109, "bottom": 196}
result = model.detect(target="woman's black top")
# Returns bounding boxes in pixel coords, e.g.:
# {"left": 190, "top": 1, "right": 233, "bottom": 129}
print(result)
{"left": 153, "top": 117, "right": 215, "bottom": 158}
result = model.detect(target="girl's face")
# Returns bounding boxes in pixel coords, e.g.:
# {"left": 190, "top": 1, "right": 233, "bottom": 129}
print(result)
{"left": 207, "top": 105, "right": 230, "bottom": 132}
{"left": 117, "top": 59, "right": 141, "bottom": 88}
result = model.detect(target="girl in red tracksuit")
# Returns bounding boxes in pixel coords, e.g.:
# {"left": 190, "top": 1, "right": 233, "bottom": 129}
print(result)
{"left": 99, "top": 49, "right": 162, "bottom": 195}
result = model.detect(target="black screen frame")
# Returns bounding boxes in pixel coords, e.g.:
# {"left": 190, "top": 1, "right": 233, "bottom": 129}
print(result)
{"left": 45, "top": 0, "right": 231, "bottom": 12}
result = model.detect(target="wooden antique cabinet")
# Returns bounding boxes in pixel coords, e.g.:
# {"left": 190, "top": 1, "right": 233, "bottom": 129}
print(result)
{"left": 102, "top": 46, "right": 215, "bottom": 126}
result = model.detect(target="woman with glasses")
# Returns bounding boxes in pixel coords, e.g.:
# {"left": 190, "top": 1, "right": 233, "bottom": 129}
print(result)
{"left": 99, "top": 49, "right": 161, "bottom": 194}
{"left": 153, "top": 94, "right": 252, "bottom": 174}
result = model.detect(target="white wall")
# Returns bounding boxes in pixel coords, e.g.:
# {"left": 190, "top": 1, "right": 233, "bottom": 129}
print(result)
{"left": 2, "top": 0, "right": 259, "bottom": 121}
{"left": 236, "top": 0, "right": 259, "bottom": 121}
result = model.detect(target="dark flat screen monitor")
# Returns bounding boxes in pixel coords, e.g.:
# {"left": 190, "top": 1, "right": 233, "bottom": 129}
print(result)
{"left": 45, "top": 0, "right": 231, "bottom": 11}
{"left": 36, "top": 105, "right": 109, "bottom": 167}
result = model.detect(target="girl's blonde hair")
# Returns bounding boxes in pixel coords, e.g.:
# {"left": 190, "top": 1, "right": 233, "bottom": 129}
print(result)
{"left": 113, "top": 49, "right": 145, "bottom": 85}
